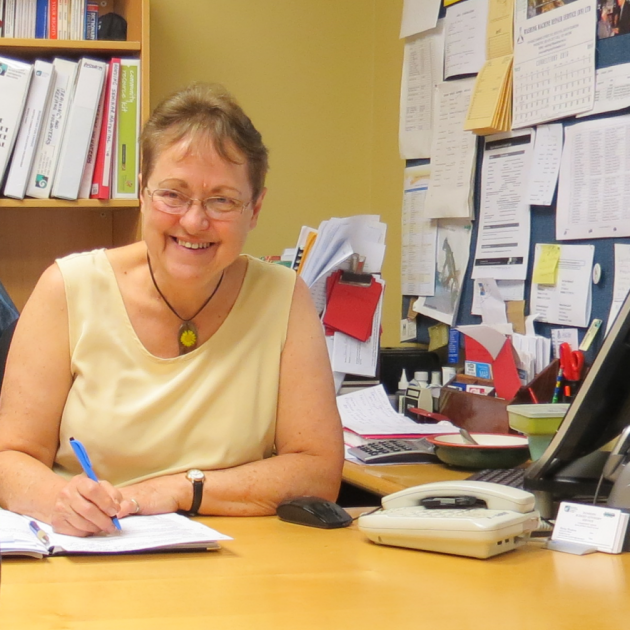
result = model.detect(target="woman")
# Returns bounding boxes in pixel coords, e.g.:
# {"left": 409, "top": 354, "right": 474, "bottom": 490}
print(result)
{"left": 0, "top": 83, "right": 344, "bottom": 536}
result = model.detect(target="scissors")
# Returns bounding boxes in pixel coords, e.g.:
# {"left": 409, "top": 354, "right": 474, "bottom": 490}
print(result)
{"left": 560, "top": 343, "right": 584, "bottom": 382}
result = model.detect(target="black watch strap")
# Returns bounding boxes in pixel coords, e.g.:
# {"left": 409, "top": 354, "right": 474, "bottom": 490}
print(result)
{"left": 186, "top": 470, "right": 205, "bottom": 515}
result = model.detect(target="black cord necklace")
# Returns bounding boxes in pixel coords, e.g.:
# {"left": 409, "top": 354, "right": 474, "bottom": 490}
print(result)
{"left": 147, "top": 253, "right": 225, "bottom": 355}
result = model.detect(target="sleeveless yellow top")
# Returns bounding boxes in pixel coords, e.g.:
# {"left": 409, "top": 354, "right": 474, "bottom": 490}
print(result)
{"left": 53, "top": 250, "right": 296, "bottom": 487}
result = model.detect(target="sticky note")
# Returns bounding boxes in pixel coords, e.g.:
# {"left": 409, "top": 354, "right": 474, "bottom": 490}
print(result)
{"left": 533, "top": 244, "right": 561, "bottom": 285}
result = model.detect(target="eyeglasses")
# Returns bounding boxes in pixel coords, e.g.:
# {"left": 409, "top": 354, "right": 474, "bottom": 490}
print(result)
{"left": 145, "top": 188, "right": 250, "bottom": 220}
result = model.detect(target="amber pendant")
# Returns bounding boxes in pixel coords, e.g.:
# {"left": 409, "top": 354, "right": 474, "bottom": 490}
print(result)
{"left": 178, "top": 321, "right": 199, "bottom": 355}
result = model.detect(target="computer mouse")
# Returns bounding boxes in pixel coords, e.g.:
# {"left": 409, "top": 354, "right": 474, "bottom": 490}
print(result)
{"left": 276, "top": 496, "right": 353, "bottom": 529}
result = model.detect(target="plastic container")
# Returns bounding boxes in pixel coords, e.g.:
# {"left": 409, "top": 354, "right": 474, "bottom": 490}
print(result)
{"left": 506, "top": 403, "right": 570, "bottom": 460}
{"left": 396, "top": 369, "right": 409, "bottom": 414}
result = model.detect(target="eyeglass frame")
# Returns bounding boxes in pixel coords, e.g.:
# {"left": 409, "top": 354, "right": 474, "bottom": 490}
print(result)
{"left": 144, "top": 187, "right": 252, "bottom": 220}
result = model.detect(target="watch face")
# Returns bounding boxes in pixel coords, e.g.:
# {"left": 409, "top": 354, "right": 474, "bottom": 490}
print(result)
{"left": 187, "top": 469, "right": 205, "bottom": 482}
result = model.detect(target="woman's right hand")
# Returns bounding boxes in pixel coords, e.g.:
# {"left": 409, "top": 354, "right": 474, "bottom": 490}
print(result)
{"left": 50, "top": 475, "right": 123, "bottom": 537}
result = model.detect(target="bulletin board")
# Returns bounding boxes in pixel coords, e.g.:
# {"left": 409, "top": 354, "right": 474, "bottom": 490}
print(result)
{"left": 406, "top": 11, "right": 630, "bottom": 366}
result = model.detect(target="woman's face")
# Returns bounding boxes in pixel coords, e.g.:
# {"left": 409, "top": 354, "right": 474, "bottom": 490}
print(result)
{"left": 140, "top": 136, "right": 264, "bottom": 286}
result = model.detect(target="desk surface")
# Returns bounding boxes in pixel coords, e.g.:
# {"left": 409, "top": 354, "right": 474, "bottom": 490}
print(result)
{"left": 343, "top": 460, "right": 470, "bottom": 496}
{"left": 2, "top": 510, "right": 630, "bottom": 630}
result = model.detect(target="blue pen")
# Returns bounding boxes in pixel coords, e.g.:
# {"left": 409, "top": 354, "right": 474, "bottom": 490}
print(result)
{"left": 69, "top": 437, "right": 122, "bottom": 531}
{"left": 29, "top": 520, "right": 51, "bottom": 546}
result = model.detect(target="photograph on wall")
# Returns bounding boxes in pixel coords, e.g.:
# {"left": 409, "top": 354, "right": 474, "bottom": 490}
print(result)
{"left": 596, "top": 0, "right": 630, "bottom": 39}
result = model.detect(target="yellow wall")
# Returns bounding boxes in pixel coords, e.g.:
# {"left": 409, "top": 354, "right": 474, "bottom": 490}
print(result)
{"left": 149, "top": 0, "right": 405, "bottom": 346}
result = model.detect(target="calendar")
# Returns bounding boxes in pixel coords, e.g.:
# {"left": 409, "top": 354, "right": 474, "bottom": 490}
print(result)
{"left": 513, "top": 0, "right": 596, "bottom": 128}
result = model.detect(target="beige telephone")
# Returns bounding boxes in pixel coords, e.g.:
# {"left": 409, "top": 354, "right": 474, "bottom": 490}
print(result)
{"left": 358, "top": 480, "right": 540, "bottom": 559}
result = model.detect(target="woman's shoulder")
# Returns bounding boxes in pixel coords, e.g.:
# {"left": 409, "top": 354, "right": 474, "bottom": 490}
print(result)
{"left": 244, "top": 255, "right": 296, "bottom": 283}
{"left": 105, "top": 241, "right": 146, "bottom": 272}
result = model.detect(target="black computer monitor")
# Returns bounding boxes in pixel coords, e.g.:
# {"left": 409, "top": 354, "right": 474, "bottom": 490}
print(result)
{"left": 524, "top": 290, "right": 630, "bottom": 518}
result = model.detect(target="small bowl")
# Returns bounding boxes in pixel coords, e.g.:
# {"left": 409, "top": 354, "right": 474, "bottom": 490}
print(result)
{"left": 427, "top": 433, "right": 530, "bottom": 469}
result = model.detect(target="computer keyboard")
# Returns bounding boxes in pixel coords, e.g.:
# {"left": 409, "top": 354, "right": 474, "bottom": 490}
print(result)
{"left": 348, "top": 438, "right": 438, "bottom": 464}
{"left": 466, "top": 467, "right": 526, "bottom": 489}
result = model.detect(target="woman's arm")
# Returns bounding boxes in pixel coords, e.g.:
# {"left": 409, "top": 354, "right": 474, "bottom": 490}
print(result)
{"left": 0, "top": 265, "right": 123, "bottom": 535}
{"left": 119, "top": 277, "right": 345, "bottom": 517}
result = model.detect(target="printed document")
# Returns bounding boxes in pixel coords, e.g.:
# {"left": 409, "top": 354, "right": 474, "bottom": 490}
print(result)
{"left": 299, "top": 215, "right": 386, "bottom": 287}
{"left": 530, "top": 244, "right": 594, "bottom": 328}
{"left": 337, "top": 385, "right": 457, "bottom": 438}
{"left": 472, "top": 279, "right": 524, "bottom": 316}
{"left": 577, "top": 63, "right": 630, "bottom": 118}
{"left": 401, "top": 164, "right": 437, "bottom": 296}
{"left": 487, "top": 0, "right": 514, "bottom": 59}
{"left": 472, "top": 129, "right": 534, "bottom": 280}
{"left": 528, "top": 123, "right": 563, "bottom": 206}
{"left": 472, "top": 278, "right": 508, "bottom": 326}
{"left": 556, "top": 115, "right": 630, "bottom": 240}
{"left": 464, "top": 53, "right": 513, "bottom": 134}
{"left": 413, "top": 219, "right": 472, "bottom": 326}
{"left": 607, "top": 244, "right": 630, "bottom": 334}
{"left": 400, "top": 0, "right": 442, "bottom": 38}
{"left": 0, "top": 511, "right": 231, "bottom": 557}
{"left": 444, "top": 0, "right": 489, "bottom": 78}
{"left": 424, "top": 78, "right": 477, "bottom": 219}
{"left": 330, "top": 278, "right": 384, "bottom": 377}
{"left": 399, "top": 23, "right": 445, "bottom": 159}
{"left": 513, "top": 0, "right": 596, "bottom": 128}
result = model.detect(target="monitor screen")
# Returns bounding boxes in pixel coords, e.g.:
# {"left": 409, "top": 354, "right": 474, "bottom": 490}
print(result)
{"left": 524, "top": 290, "right": 630, "bottom": 515}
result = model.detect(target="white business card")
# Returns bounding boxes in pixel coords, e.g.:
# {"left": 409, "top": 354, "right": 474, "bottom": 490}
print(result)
{"left": 551, "top": 502, "right": 629, "bottom": 554}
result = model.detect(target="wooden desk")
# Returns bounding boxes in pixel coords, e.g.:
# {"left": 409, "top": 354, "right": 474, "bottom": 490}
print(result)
{"left": 343, "top": 460, "right": 469, "bottom": 496}
{"left": 2, "top": 511, "right": 629, "bottom": 629}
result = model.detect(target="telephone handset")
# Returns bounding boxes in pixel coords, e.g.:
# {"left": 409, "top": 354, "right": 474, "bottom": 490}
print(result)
{"left": 358, "top": 480, "right": 540, "bottom": 559}
{"left": 381, "top": 480, "right": 536, "bottom": 513}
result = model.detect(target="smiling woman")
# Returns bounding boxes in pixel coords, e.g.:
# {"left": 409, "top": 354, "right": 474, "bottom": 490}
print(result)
{"left": 0, "top": 84, "right": 344, "bottom": 537}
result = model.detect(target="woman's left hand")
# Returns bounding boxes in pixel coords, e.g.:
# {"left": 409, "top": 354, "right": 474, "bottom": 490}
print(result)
{"left": 117, "top": 475, "right": 186, "bottom": 517}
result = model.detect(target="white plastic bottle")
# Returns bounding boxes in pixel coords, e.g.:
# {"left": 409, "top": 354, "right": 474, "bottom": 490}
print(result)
{"left": 414, "top": 371, "right": 429, "bottom": 388}
{"left": 396, "top": 369, "right": 409, "bottom": 414}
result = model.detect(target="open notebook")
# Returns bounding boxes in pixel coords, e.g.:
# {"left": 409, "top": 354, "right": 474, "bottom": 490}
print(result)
{"left": 0, "top": 510, "right": 231, "bottom": 558}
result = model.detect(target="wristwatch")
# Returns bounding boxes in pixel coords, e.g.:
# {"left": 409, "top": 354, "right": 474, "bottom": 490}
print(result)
{"left": 185, "top": 469, "right": 205, "bottom": 515}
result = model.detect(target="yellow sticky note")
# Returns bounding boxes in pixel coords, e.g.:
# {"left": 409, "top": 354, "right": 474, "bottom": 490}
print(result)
{"left": 533, "top": 244, "right": 561, "bottom": 285}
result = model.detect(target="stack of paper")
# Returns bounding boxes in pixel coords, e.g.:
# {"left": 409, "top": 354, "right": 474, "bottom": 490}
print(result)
{"left": 464, "top": 0, "right": 514, "bottom": 135}
{"left": 298, "top": 215, "right": 386, "bottom": 295}
{"left": 0, "top": 510, "right": 231, "bottom": 558}
{"left": 292, "top": 215, "right": 386, "bottom": 381}
{"left": 464, "top": 54, "right": 513, "bottom": 135}
{"left": 337, "top": 385, "right": 458, "bottom": 446}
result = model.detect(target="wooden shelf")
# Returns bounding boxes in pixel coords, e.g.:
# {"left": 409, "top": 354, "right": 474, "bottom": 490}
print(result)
{"left": 0, "top": 38, "right": 141, "bottom": 55}
{"left": 0, "top": 0, "right": 148, "bottom": 310}
{"left": 0, "top": 198, "right": 140, "bottom": 209}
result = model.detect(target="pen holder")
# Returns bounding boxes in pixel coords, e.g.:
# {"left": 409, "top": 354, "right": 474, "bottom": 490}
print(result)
{"left": 562, "top": 379, "right": 581, "bottom": 403}
{"left": 437, "top": 360, "right": 560, "bottom": 434}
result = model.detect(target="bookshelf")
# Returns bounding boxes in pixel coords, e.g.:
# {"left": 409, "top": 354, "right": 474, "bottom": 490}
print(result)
{"left": 0, "top": 0, "right": 150, "bottom": 310}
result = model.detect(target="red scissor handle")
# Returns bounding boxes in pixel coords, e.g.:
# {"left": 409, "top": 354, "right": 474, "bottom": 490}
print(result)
{"left": 560, "top": 343, "right": 584, "bottom": 381}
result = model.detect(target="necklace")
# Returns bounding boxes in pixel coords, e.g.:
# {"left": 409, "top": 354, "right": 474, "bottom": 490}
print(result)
{"left": 147, "top": 253, "right": 225, "bottom": 355}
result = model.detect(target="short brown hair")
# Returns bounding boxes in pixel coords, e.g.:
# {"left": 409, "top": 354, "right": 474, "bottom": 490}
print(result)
{"left": 141, "top": 83, "right": 269, "bottom": 200}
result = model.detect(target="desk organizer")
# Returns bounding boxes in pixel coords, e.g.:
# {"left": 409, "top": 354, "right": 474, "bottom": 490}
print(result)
{"left": 437, "top": 360, "right": 560, "bottom": 433}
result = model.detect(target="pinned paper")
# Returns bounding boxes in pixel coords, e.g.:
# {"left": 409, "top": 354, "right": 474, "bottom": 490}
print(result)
{"left": 476, "top": 279, "right": 508, "bottom": 325}
{"left": 551, "top": 328, "right": 579, "bottom": 359}
{"left": 525, "top": 313, "right": 540, "bottom": 337}
{"left": 428, "top": 322, "right": 450, "bottom": 351}
{"left": 506, "top": 300, "right": 526, "bottom": 335}
{"left": 457, "top": 324, "right": 507, "bottom": 360}
{"left": 532, "top": 244, "right": 561, "bottom": 285}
